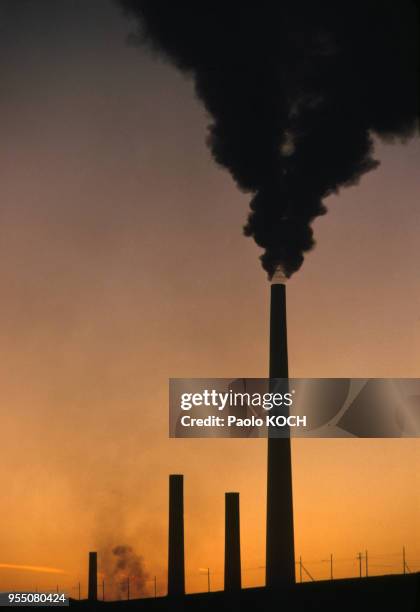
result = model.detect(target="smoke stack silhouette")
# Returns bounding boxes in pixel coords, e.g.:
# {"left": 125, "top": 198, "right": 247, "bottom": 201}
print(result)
{"left": 266, "top": 273, "right": 295, "bottom": 587}
{"left": 224, "top": 492, "right": 241, "bottom": 592}
{"left": 88, "top": 552, "right": 98, "bottom": 601}
{"left": 168, "top": 474, "right": 185, "bottom": 596}
{"left": 117, "top": 1, "right": 417, "bottom": 278}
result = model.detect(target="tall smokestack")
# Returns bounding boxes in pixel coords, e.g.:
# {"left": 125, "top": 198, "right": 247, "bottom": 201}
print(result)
{"left": 266, "top": 270, "right": 295, "bottom": 587}
{"left": 168, "top": 474, "right": 185, "bottom": 596}
{"left": 224, "top": 492, "right": 241, "bottom": 592}
{"left": 88, "top": 552, "right": 98, "bottom": 601}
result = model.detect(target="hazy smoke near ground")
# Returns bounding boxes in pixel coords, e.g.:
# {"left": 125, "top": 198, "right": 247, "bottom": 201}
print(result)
{"left": 101, "top": 544, "right": 149, "bottom": 600}
{"left": 117, "top": 1, "right": 418, "bottom": 277}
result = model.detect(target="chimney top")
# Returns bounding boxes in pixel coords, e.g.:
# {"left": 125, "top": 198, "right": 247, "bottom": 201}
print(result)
{"left": 271, "top": 266, "right": 287, "bottom": 285}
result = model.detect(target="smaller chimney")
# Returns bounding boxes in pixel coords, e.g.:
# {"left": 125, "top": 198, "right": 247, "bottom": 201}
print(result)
{"left": 224, "top": 492, "right": 241, "bottom": 592}
{"left": 88, "top": 552, "right": 97, "bottom": 601}
{"left": 168, "top": 474, "right": 185, "bottom": 596}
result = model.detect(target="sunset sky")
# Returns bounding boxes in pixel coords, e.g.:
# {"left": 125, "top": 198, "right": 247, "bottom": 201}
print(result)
{"left": 1, "top": 0, "right": 420, "bottom": 598}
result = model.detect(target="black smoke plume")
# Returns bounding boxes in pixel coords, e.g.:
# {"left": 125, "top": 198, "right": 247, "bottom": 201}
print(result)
{"left": 118, "top": 1, "right": 418, "bottom": 277}
{"left": 103, "top": 544, "right": 149, "bottom": 599}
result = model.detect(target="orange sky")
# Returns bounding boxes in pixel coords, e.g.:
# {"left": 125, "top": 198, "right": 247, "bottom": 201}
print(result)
{"left": 0, "top": 0, "right": 420, "bottom": 599}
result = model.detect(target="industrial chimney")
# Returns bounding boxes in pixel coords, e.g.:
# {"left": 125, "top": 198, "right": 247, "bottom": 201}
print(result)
{"left": 168, "top": 474, "right": 185, "bottom": 596}
{"left": 266, "top": 269, "right": 295, "bottom": 587}
{"left": 88, "top": 551, "right": 98, "bottom": 601}
{"left": 224, "top": 492, "right": 241, "bottom": 592}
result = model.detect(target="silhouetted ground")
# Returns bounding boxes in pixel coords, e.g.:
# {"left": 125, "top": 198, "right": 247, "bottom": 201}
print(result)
{"left": 70, "top": 573, "right": 420, "bottom": 611}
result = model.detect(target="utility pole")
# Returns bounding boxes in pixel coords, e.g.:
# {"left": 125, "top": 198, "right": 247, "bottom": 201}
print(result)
{"left": 154, "top": 576, "right": 157, "bottom": 598}
{"left": 330, "top": 554, "right": 333, "bottom": 581}
{"left": 357, "top": 552, "right": 362, "bottom": 578}
{"left": 299, "top": 556, "right": 303, "bottom": 583}
{"left": 102, "top": 579, "right": 105, "bottom": 601}
{"left": 365, "top": 550, "right": 368, "bottom": 577}
{"left": 403, "top": 546, "right": 406, "bottom": 575}
{"left": 207, "top": 568, "right": 211, "bottom": 593}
